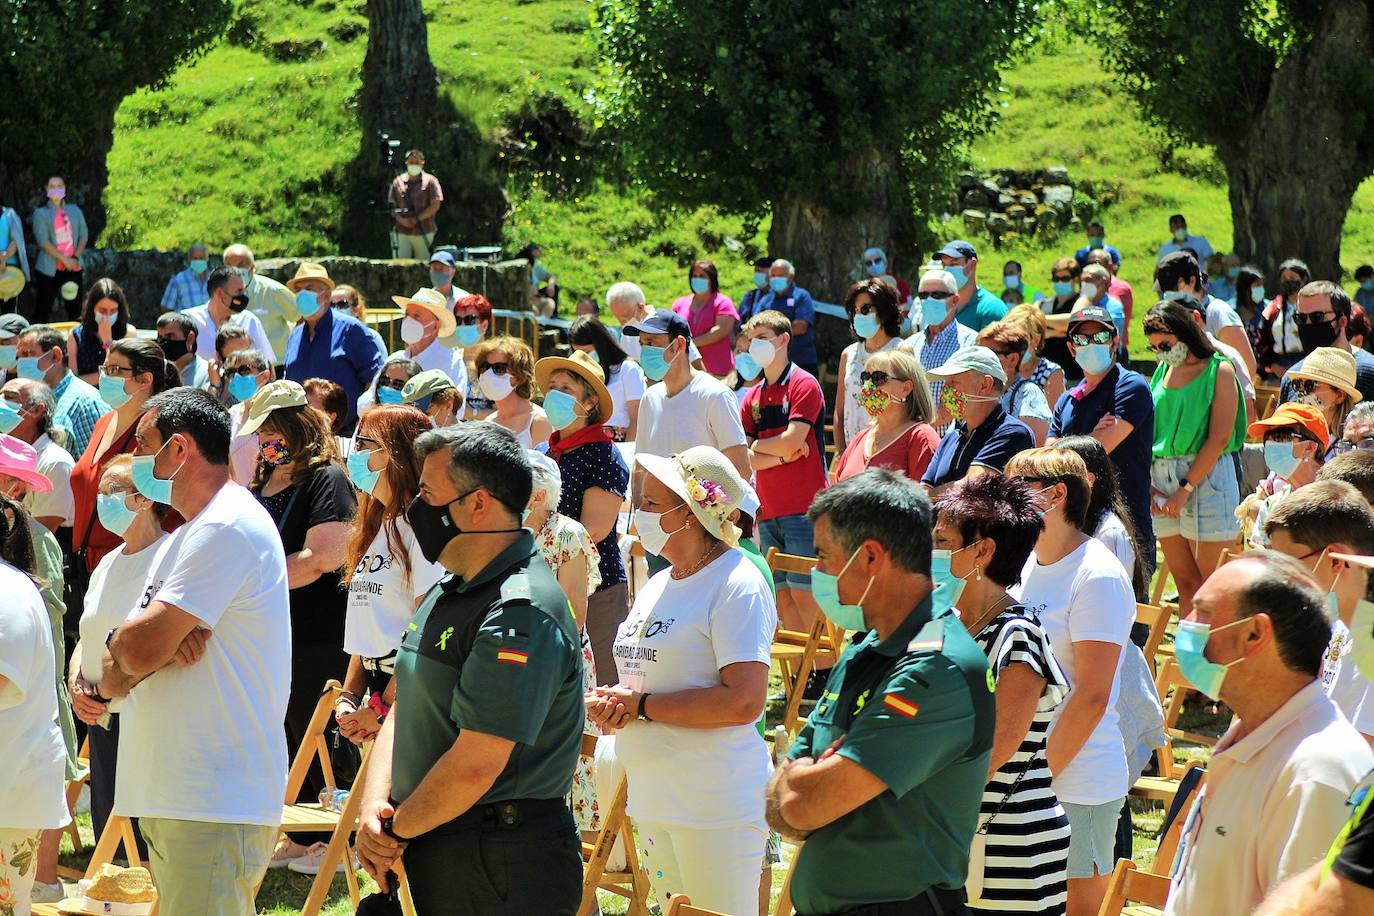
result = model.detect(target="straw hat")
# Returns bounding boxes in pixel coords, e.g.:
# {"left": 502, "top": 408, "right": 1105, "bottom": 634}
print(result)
{"left": 534, "top": 350, "right": 613, "bottom": 423}
{"left": 0, "top": 266, "right": 24, "bottom": 300}
{"left": 0, "top": 434, "right": 53, "bottom": 493}
{"left": 237, "top": 379, "right": 308, "bottom": 436}
{"left": 635, "top": 446, "right": 747, "bottom": 547}
{"left": 285, "top": 262, "right": 336, "bottom": 293}
{"left": 391, "top": 287, "right": 457, "bottom": 338}
{"left": 59, "top": 864, "right": 158, "bottom": 915}
{"left": 1288, "top": 347, "right": 1362, "bottom": 404}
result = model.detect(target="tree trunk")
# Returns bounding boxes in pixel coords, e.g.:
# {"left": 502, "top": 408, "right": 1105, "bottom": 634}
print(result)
{"left": 360, "top": 0, "right": 439, "bottom": 141}
{"left": 1221, "top": 0, "right": 1373, "bottom": 280}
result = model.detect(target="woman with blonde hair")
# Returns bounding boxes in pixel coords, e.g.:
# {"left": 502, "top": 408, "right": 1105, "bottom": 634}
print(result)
{"left": 469, "top": 335, "right": 551, "bottom": 447}
{"left": 1286, "top": 346, "right": 1361, "bottom": 458}
{"left": 1004, "top": 447, "right": 1134, "bottom": 916}
{"left": 330, "top": 284, "right": 387, "bottom": 363}
{"left": 1004, "top": 303, "right": 1066, "bottom": 409}
{"left": 833, "top": 348, "right": 939, "bottom": 482}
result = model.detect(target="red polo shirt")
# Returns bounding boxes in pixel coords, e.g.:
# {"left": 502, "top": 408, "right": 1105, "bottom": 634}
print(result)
{"left": 741, "top": 363, "right": 829, "bottom": 520}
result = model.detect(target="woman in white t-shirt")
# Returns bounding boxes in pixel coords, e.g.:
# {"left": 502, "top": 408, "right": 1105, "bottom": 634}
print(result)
{"left": 1052, "top": 435, "right": 1148, "bottom": 597}
{"left": 570, "top": 317, "right": 645, "bottom": 444}
{"left": 0, "top": 494, "right": 70, "bottom": 908}
{"left": 1004, "top": 448, "right": 1134, "bottom": 916}
{"left": 67, "top": 456, "right": 169, "bottom": 853}
{"left": 586, "top": 446, "right": 776, "bottom": 916}
{"left": 337, "top": 404, "right": 444, "bottom": 744}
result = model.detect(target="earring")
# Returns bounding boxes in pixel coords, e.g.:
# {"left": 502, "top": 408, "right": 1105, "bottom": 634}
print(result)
{"left": 974, "top": 566, "right": 982, "bottom": 582}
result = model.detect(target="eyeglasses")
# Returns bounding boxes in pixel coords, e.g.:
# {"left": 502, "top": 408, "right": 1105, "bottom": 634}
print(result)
{"left": 228, "top": 365, "right": 259, "bottom": 377}
{"left": 1290, "top": 379, "right": 1330, "bottom": 396}
{"left": 1069, "top": 330, "right": 1115, "bottom": 347}
{"left": 859, "top": 370, "right": 891, "bottom": 386}
{"left": 1294, "top": 310, "right": 1337, "bottom": 326}
{"left": 1051, "top": 274, "right": 1075, "bottom": 283}
{"left": 847, "top": 303, "right": 877, "bottom": 316}
{"left": 1334, "top": 436, "right": 1374, "bottom": 454}
{"left": 454, "top": 314, "right": 482, "bottom": 326}
{"left": 919, "top": 291, "right": 954, "bottom": 301}
{"left": 100, "top": 364, "right": 136, "bottom": 376}
{"left": 478, "top": 361, "right": 511, "bottom": 375}
{"left": 985, "top": 348, "right": 1021, "bottom": 358}
{"left": 1264, "top": 430, "right": 1314, "bottom": 445}
{"left": 1145, "top": 341, "right": 1178, "bottom": 354}
{"left": 330, "top": 298, "right": 354, "bottom": 309}
{"left": 377, "top": 377, "right": 406, "bottom": 391}
{"left": 354, "top": 434, "right": 382, "bottom": 450}
{"left": 863, "top": 258, "right": 883, "bottom": 267}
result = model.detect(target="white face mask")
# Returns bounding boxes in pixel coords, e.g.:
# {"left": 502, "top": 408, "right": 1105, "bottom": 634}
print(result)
{"left": 400, "top": 316, "right": 426, "bottom": 344}
{"left": 748, "top": 337, "right": 779, "bottom": 370}
{"left": 406, "top": 164, "right": 423, "bottom": 177}
{"left": 635, "top": 505, "right": 688, "bottom": 556}
{"left": 479, "top": 369, "right": 514, "bottom": 402}
{"left": 1080, "top": 282, "right": 1099, "bottom": 300}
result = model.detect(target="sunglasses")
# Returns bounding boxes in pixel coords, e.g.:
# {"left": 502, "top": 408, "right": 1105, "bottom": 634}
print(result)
{"left": 1051, "top": 274, "right": 1075, "bottom": 283}
{"left": 228, "top": 365, "right": 259, "bottom": 377}
{"left": 1145, "top": 341, "right": 1178, "bottom": 354}
{"left": 920, "top": 291, "right": 954, "bottom": 301}
{"left": 378, "top": 377, "right": 406, "bottom": 391}
{"left": 1290, "top": 379, "right": 1330, "bottom": 396}
{"left": 1264, "top": 430, "right": 1315, "bottom": 445}
{"left": 478, "top": 361, "right": 511, "bottom": 375}
{"left": 455, "top": 314, "right": 482, "bottom": 326}
{"left": 1293, "top": 310, "right": 1336, "bottom": 326}
{"left": 864, "top": 258, "right": 884, "bottom": 267}
{"left": 847, "top": 303, "right": 877, "bottom": 316}
{"left": 330, "top": 298, "right": 354, "bottom": 309}
{"left": 354, "top": 434, "right": 382, "bottom": 451}
{"left": 1069, "top": 330, "right": 1115, "bottom": 347}
{"left": 859, "top": 370, "right": 891, "bottom": 386}
{"left": 985, "top": 348, "right": 1021, "bottom": 358}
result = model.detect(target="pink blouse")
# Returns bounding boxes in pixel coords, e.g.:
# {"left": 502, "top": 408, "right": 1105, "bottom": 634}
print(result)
{"left": 671, "top": 292, "right": 739, "bottom": 376}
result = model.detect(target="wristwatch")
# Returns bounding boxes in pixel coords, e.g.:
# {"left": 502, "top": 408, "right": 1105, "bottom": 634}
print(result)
{"left": 1181, "top": 480, "right": 1196, "bottom": 493}
{"left": 379, "top": 814, "right": 413, "bottom": 843}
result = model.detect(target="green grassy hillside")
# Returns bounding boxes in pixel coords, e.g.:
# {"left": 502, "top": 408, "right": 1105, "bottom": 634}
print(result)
{"left": 100, "top": 4, "right": 1374, "bottom": 342}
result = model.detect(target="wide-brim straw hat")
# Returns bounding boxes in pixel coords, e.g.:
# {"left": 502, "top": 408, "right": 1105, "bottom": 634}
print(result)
{"left": 59, "top": 864, "right": 157, "bottom": 915}
{"left": 1287, "top": 346, "right": 1362, "bottom": 404}
{"left": 0, "top": 265, "right": 25, "bottom": 299}
{"left": 535, "top": 350, "right": 613, "bottom": 423}
{"left": 285, "top": 261, "right": 336, "bottom": 293}
{"left": 391, "top": 287, "right": 458, "bottom": 338}
{"left": 635, "top": 447, "right": 746, "bottom": 547}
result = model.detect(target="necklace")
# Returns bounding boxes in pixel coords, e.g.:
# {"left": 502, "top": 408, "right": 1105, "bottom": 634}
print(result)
{"left": 672, "top": 540, "right": 725, "bottom": 580}
{"left": 968, "top": 593, "right": 1014, "bottom": 636}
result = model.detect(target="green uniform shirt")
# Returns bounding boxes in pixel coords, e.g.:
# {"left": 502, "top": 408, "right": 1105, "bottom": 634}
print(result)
{"left": 788, "top": 598, "right": 995, "bottom": 913}
{"left": 391, "top": 531, "right": 585, "bottom": 811}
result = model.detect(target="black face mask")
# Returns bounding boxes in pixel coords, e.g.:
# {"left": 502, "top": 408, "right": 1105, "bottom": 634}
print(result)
{"left": 405, "top": 490, "right": 523, "bottom": 565}
{"left": 1298, "top": 319, "right": 1339, "bottom": 353}
{"left": 1281, "top": 280, "right": 1303, "bottom": 299}
{"left": 229, "top": 293, "right": 250, "bottom": 313}
{"left": 158, "top": 337, "right": 188, "bottom": 361}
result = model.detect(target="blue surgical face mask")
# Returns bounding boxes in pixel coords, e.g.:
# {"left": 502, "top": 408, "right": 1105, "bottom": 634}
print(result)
{"left": 930, "top": 541, "right": 979, "bottom": 611}
{"left": 810, "top": 547, "right": 873, "bottom": 631}
{"left": 98, "top": 371, "right": 131, "bottom": 408}
{"left": 864, "top": 258, "right": 885, "bottom": 277}
{"left": 227, "top": 373, "right": 259, "bottom": 404}
{"left": 1052, "top": 280, "right": 1075, "bottom": 298}
{"left": 430, "top": 270, "right": 452, "bottom": 289}
{"left": 96, "top": 492, "right": 139, "bottom": 537}
{"left": 0, "top": 399, "right": 22, "bottom": 434}
{"left": 1363, "top": 280, "right": 1374, "bottom": 293}
{"left": 377, "top": 385, "right": 404, "bottom": 405}
{"left": 753, "top": 271, "right": 767, "bottom": 290}
{"left": 1227, "top": 266, "right": 1242, "bottom": 280}
{"left": 1074, "top": 343, "right": 1114, "bottom": 376}
{"left": 543, "top": 388, "right": 582, "bottom": 430}
{"left": 1175, "top": 618, "right": 1251, "bottom": 700}
{"left": 130, "top": 439, "right": 182, "bottom": 505}
{"left": 0, "top": 345, "right": 15, "bottom": 370}
{"left": 346, "top": 448, "right": 384, "bottom": 495}
{"left": 1252, "top": 286, "right": 1266, "bottom": 303}
{"left": 1162, "top": 289, "right": 1191, "bottom": 302}
{"left": 17, "top": 354, "right": 46, "bottom": 381}
{"left": 454, "top": 324, "right": 482, "bottom": 348}
{"left": 189, "top": 258, "right": 208, "bottom": 274}
{"left": 920, "top": 296, "right": 947, "bottom": 329}
{"left": 946, "top": 265, "right": 968, "bottom": 288}
{"left": 853, "top": 312, "right": 881, "bottom": 340}
{"left": 690, "top": 276, "right": 710, "bottom": 295}
{"left": 640, "top": 344, "right": 670, "bottom": 381}
{"left": 295, "top": 289, "right": 322, "bottom": 318}
{"left": 734, "top": 351, "right": 762, "bottom": 382}
{"left": 1087, "top": 235, "right": 1104, "bottom": 249}
{"left": 1003, "top": 274, "right": 1020, "bottom": 290}
{"left": 1264, "top": 440, "right": 1301, "bottom": 479}
{"left": 769, "top": 276, "right": 790, "bottom": 295}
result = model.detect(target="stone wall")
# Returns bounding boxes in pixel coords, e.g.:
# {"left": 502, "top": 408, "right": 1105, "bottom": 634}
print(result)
{"left": 78, "top": 250, "right": 531, "bottom": 327}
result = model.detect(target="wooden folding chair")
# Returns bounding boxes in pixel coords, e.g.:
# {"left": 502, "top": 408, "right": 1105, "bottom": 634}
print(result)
{"left": 577, "top": 733, "right": 651, "bottom": 916}
{"left": 766, "top": 549, "right": 843, "bottom": 736}
{"left": 393, "top": 858, "right": 419, "bottom": 916}
{"left": 1151, "top": 762, "right": 1204, "bottom": 874}
{"left": 1134, "top": 603, "right": 1172, "bottom": 677}
{"left": 56, "top": 736, "right": 92, "bottom": 878}
{"left": 1155, "top": 657, "right": 1223, "bottom": 749}
{"left": 1094, "top": 858, "right": 1171, "bottom": 916}
{"left": 270, "top": 679, "right": 372, "bottom": 916}
{"left": 34, "top": 815, "right": 158, "bottom": 916}
{"left": 1255, "top": 384, "right": 1281, "bottom": 423}
{"left": 1148, "top": 557, "right": 1176, "bottom": 610}
{"left": 772, "top": 838, "right": 802, "bottom": 916}
{"left": 666, "top": 895, "right": 730, "bottom": 915}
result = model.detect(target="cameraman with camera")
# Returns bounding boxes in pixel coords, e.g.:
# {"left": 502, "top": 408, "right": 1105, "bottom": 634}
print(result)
{"left": 387, "top": 149, "right": 444, "bottom": 260}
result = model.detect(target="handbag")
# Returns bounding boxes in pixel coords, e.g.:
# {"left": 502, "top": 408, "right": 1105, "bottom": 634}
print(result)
{"left": 966, "top": 750, "right": 1037, "bottom": 905}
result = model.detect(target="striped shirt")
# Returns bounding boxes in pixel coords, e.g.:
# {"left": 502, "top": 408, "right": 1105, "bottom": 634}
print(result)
{"left": 160, "top": 267, "right": 209, "bottom": 312}
{"left": 52, "top": 373, "right": 110, "bottom": 460}
{"left": 971, "top": 608, "right": 1071, "bottom": 915}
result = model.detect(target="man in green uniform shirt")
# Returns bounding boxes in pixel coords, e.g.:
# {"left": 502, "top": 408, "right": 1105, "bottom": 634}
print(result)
{"left": 766, "top": 469, "right": 995, "bottom": 916}
{"left": 355, "top": 423, "right": 585, "bottom": 914}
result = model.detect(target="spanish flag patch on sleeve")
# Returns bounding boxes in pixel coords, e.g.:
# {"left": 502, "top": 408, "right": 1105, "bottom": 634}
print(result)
{"left": 882, "top": 693, "right": 919, "bottom": 719}
{"left": 496, "top": 648, "right": 530, "bottom": 666}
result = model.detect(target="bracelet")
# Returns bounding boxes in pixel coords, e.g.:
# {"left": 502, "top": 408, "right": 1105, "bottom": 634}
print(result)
{"left": 380, "top": 813, "right": 414, "bottom": 843}
{"left": 638, "top": 693, "right": 653, "bottom": 722}
{"left": 338, "top": 689, "right": 362, "bottom": 703}
{"left": 1181, "top": 480, "right": 1196, "bottom": 493}
{"left": 91, "top": 688, "right": 112, "bottom": 704}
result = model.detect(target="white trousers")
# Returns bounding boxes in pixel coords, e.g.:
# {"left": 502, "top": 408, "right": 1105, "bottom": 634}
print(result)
{"left": 635, "top": 820, "right": 768, "bottom": 915}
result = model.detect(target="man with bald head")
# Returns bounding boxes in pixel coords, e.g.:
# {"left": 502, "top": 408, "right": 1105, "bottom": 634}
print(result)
{"left": 160, "top": 243, "right": 211, "bottom": 312}
{"left": 222, "top": 243, "right": 297, "bottom": 365}
{"left": 1164, "top": 551, "right": 1373, "bottom": 916}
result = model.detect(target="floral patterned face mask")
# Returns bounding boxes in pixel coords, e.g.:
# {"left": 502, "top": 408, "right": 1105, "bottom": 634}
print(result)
{"left": 859, "top": 380, "right": 893, "bottom": 418}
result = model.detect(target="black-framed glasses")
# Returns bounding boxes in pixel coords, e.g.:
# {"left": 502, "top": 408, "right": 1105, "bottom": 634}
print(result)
{"left": 1264, "top": 430, "right": 1313, "bottom": 445}
{"left": 1069, "top": 330, "right": 1115, "bottom": 347}
{"left": 478, "top": 361, "right": 511, "bottom": 375}
{"left": 455, "top": 314, "right": 482, "bottom": 326}
{"left": 1334, "top": 436, "right": 1374, "bottom": 454}
{"left": 228, "top": 365, "right": 259, "bottom": 377}
{"left": 354, "top": 434, "right": 382, "bottom": 451}
{"left": 330, "top": 298, "right": 354, "bottom": 309}
{"left": 846, "top": 302, "right": 877, "bottom": 316}
{"left": 864, "top": 257, "right": 883, "bottom": 267}
{"left": 378, "top": 377, "right": 406, "bottom": 391}
{"left": 1145, "top": 341, "right": 1178, "bottom": 354}
{"left": 1290, "top": 378, "right": 1327, "bottom": 396}
{"left": 985, "top": 348, "right": 1021, "bottom": 358}
{"left": 860, "top": 370, "right": 891, "bottom": 386}
{"left": 920, "top": 291, "right": 954, "bottom": 301}
{"left": 100, "top": 364, "right": 136, "bottom": 376}
{"left": 1294, "top": 310, "right": 1336, "bottom": 326}
{"left": 1051, "top": 273, "right": 1075, "bottom": 283}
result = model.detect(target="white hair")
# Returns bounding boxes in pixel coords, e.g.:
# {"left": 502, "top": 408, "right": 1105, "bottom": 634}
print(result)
{"left": 919, "top": 268, "right": 957, "bottom": 295}
{"left": 771, "top": 259, "right": 796, "bottom": 277}
{"left": 605, "top": 281, "right": 646, "bottom": 310}
{"left": 1081, "top": 263, "right": 1111, "bottom": 283}
{"left": 530, "top": 463, "right": 562, "bottom": 508}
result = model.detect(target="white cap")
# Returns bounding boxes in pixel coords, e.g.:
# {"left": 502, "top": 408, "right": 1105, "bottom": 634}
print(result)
{"left": 926, "top": 345, "right": 1007, "bottom": 384}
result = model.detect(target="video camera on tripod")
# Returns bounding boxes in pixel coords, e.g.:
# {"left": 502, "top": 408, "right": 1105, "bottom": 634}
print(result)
{"left": 378, "top": 133, "right": 411, "bottom": 216}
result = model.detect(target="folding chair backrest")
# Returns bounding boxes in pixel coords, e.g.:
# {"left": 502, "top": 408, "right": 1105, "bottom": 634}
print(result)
{"left": 578, "top": 734, "right": 651, "bottom": 916}
{"left": 283, "top": 679, "right": 344, "bottom": 802}
{"left": 1134, "top": 603, "right": 1171, "bottom": 674}
{"left": 766, "top": 548, "right": 818, "bottom": 579}
{"left": 1154, "top": 762, "right": 1205, "bottom": 871}
{"left": 667, "top": 896, "right": 730, "bottom": 916}
{"left": 1096, "top": 858, "right": 1170, "bottom": 916}
{"left": 1149, "top": 558, "right": 1174, "bottom": 608}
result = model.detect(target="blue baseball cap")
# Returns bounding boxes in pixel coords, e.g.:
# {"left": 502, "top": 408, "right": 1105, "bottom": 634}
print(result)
{"left": 936, "top": 240, "right": 977, "bottom": 261}
{"left": 429, "top": 251, "right": 456, "bottom": 268}
{"left": 621, "top": 308, "right": 692, "bottom": 341}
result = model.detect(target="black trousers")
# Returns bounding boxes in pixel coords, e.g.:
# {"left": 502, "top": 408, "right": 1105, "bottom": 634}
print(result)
{"left": 31, "top": 268, "right": 83, "bottom": 322}
{"left": 405, "top": 805, "right": 582, "bottom": 915}
{"left": 284, "top": 642, "right": 354, "bottom": 802}
{"left": 88, "top": 713, "right": 148, "bottom": 858}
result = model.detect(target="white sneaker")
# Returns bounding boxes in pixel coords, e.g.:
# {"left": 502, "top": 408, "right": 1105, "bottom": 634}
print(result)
{"left": 287, "top": 842, "right": 356, "bottom": 876}
{"left": 269, "top": 836, "right": 310, "bottom": 869}
{"left": 31, "top": 881, "right": 64, "bottom": 904}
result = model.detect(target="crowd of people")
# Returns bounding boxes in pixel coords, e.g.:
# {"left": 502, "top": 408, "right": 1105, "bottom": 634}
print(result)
{"left": 2, "top": 197, "right": 1374, "bottom": 916}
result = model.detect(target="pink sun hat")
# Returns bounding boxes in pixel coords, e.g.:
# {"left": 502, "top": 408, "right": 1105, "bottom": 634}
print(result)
{"left": 0, "top": 434, "right": 52, "bottom": 493}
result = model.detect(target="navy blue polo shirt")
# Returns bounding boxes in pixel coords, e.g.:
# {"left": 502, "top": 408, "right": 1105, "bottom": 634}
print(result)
{"left": 922, "top": 403, "right": 1035, "bottom": 487}
{"left": 1049, "top": 363, "right": 1155, "bottom": 547}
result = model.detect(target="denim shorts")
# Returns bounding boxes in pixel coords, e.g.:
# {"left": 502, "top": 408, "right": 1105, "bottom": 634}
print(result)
{"left": 1063, "top": 800, "right": 1123, "bottom": 879}
{"left": 1150, "top": 453, "right": 1241, "bottom": 543}
{"left": 756, "top": 513, "right": 815, "bottom": 587}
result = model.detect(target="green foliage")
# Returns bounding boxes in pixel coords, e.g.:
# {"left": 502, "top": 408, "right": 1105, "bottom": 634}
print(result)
{"left": 592, "top": 0, "right": 1038, "bottom": 214}
{"left": 0, "top": 0, "right": 233, "bottom": 167}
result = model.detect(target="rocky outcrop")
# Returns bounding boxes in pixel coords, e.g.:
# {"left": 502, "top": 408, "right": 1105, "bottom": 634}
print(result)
{"left": 947, "top": 168, "right": 1121, "bottom": 249}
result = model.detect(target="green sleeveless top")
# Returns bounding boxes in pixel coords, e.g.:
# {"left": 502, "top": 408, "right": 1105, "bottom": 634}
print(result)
{"left": 1151, "top": 352, "right": 1247, "bottom": 458}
